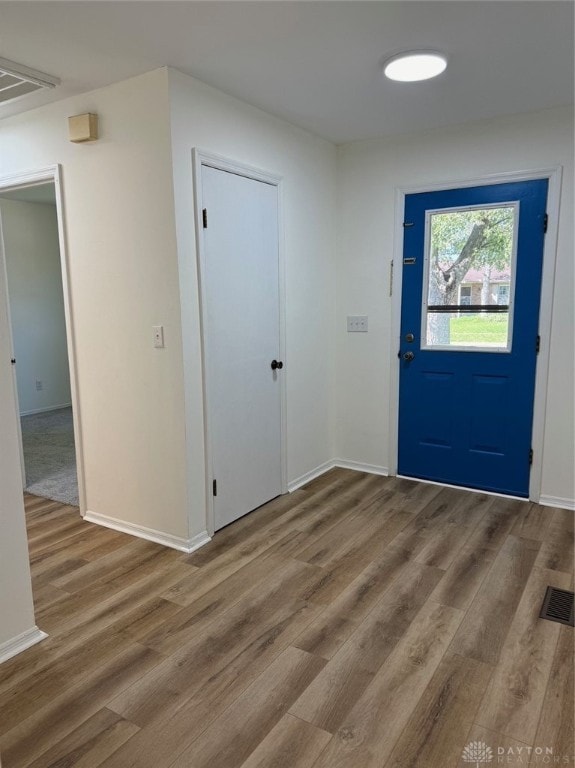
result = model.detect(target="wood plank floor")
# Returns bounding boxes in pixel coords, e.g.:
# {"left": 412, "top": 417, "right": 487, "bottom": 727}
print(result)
{"left": 0, "top": 470, "right": 573, "bottom": 768}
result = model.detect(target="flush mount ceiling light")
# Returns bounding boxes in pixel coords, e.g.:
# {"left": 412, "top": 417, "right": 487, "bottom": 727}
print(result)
{"left": 0, "top": 57, "right": 60, "bottom": 105}
{"left": 383, "top": 51, "right": 448, "bottom": 82}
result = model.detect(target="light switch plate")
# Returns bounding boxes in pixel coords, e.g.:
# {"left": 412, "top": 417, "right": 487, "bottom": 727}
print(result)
{"left": 347, "top": 315, "right": 368, "bottom": 333}
{"left": 153, "top": 325, "right": 164, "bottom": 348}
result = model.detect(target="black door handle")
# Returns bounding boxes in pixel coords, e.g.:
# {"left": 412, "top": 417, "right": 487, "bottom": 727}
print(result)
{"left": 271, "top": 360, "right": 284, "bottom": 370}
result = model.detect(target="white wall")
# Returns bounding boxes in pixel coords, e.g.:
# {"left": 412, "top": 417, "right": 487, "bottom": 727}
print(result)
{"left": 1, "top": 199, "right": 71, "bottom": 415}
{"left": 336, "top": 106, "right": 574, "bottom": 505}
{"left": 0, "top": 238, "right": 37, "bottom": 654}
{"left": 0, "top": 69, "right": 190, "bottom": 539}
{"left": 0, "top": 67, "right": 338, "bottom": 552}
{"left": 168, "top": 69, "right": 338, "bottom": 537}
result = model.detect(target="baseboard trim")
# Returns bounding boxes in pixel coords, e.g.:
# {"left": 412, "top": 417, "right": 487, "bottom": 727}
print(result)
{"left": 334, "top": 459, "right": 389, "bottom": 477}
{"left": 287, "top": 460, "right": 336, "bottom": 492}
{"left": 84, "top": 510, "right": 211, "bottom": 554}
{"left": 288, "top": 459, "right": 389, "bottom": 492}
{"left": 538, "top": 495, "right": 575, "bottom": 511}
{"left": 0, "top": 626, "right": 48, "bottom": 665}
{"left": 19, "top": 403, "right": 72, "bottom": 417}
{"left": 288, "top": 461, "right": 573, "bottom": 511}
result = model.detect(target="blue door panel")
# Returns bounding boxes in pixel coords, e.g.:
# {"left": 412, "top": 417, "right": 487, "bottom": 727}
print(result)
{"left": 418, "top": 371, "right": 455, "bottom": 448}
{"left": 469, "top": 375, "right": 509, "bottom": 454}
{"left": 398, "top": 179, "right": 548, "bottom": 497}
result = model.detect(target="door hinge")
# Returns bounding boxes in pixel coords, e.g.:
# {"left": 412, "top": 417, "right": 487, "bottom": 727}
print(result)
{"left": 403, "top": 221, "right": 414, "bottom": 228}
{"left": 212, "top": 479, "right": 217, "bottom": 497}
{"left": 536, "top": 335, "right": 541, "bottom": 354}
{"left": 529, "top": 448, "right": 534, "bottom": 465}
{"left": 543, "top": 213, "right": 548, "bottom": 234}
{"left": 389, "top": 259, "right": 394, "bottom": 297}
{"left": 10, "top": 358, "right": 16, "bottom": 365}
{"left": 202, "top": 208, "right": 208, "bottom": 229}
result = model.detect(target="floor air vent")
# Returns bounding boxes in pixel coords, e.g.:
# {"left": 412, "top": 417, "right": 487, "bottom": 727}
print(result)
{"left": 539, "top": 587, "right": 574, "bottom": 627}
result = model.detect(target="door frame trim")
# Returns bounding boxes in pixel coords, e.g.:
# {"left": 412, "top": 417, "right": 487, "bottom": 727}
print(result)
{"left": 192, "top": 149, "right": 287, "bottom": 537}
{"left": 0, "top": 164, "right": 87, "bottom": 514}
{"left": 0, "top": 216, "right": 26, "bottom": 484}
{"left": 388, "top": 166, "right": 563, "bottom": 503}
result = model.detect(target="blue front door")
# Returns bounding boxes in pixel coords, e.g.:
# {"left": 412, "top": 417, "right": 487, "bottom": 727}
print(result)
{"left": 398, "top": 180, "right": 548, "bottom": 497}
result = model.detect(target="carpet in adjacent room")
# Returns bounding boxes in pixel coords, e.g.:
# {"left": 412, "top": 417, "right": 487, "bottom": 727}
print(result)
{"left": 20, "top": 406, "right": 79, "bottom": 506}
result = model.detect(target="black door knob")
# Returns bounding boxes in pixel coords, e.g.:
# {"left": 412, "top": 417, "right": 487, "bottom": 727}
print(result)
{"left": 271, "top": 360, "right": 284, "bottom": 370}
{"left": 403, "top": 351, "right": 415, "bottom": 362}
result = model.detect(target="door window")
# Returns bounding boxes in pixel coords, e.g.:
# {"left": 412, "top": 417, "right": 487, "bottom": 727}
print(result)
{"left": 421, "top": 203, "right": 518, "bottom": 351}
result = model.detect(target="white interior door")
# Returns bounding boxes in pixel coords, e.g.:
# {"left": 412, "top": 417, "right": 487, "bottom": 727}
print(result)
{"left": 202, "top": 165, "right": 283, "bottom": 530}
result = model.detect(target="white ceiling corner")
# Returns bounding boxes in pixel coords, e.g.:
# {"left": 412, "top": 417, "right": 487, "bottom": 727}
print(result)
{"left": 0, "top": 1, "right": 572, "bottom": 143}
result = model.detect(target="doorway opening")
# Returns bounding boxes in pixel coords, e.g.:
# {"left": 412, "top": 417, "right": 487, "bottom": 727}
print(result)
{"left": 397, "top": 180, "right": 547, "bottom": 498}
{"left": 0, "top": 170, "right": 84, "bottom": 511}
{"left": 389, "top": 167, "right": 561, "bottom": 501}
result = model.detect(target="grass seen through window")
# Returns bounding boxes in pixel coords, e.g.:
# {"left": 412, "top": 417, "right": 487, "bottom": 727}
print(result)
{"left": 449, "top": 314, "right": 509, "bottom": 346}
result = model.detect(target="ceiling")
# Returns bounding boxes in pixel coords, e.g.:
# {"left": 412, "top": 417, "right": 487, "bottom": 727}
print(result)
{"left": 0, "top": 183, "right": 56, "bottom": 205}
{"left": 0, "top": 1, "right": 572, "bottom": 144}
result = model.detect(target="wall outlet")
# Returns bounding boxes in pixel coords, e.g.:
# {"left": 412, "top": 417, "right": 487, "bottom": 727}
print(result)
{"left": 347, "top": 315, "right": 368, "bottom": 333}
{"left": 35, "top": 380, "right": 43, "bottom": 391}
{"left": 153, "top": 325, "right": 165, "bottom": 348}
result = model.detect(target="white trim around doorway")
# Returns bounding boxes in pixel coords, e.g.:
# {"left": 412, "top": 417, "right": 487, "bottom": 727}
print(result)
{"left": 0, "top": 164, "right": 87, "bottom": 515}
{"left": 388, "top": 166, "right": 563, "bottom": 504}
{"left": 191, "top": 149, "right": 288, "bottom": 538}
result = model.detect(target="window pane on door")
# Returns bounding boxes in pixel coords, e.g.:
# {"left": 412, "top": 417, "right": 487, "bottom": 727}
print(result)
{"left": 423, "top": 204, "right": 517, "bottom": 351}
